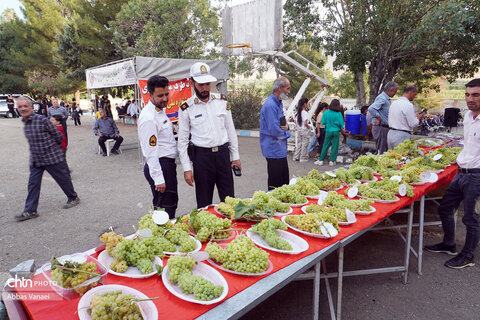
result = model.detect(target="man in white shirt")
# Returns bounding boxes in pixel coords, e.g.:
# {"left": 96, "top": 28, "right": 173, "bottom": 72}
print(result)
{"left": 127, "top": 100, "right": 139, "bottom": 119}
{"left": 177, "top": 62, "right": 241, "bottom": 208}
{"left": 138, "top": 75, "right": 178, "bottom": 218}
{"left": 387, "top": 85, "right": 424, "bottom": 149}
{"left": 425, "top": 78, "right": 480, "bottom": 269}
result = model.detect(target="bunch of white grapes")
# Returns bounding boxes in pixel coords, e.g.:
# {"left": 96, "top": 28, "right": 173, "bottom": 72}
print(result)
{"left": 322, "top": 191, "right": 373, "bottom": 212}
{"left": 294, "top": 178, "right": 320, "bottom": 196}
{"left": 347, "top": 184, "right": 396, "bottom": 200}
{"left": 368, "top": 180, "right": 414, "bottom": 197}
{"left": 270, "top": 185, "right": 307, "bottom": 204}
{"left": 89, "top": 290, "right": 143, "bottom": 320}
{"left": 206, "top": 235, "right": 270, "bottom": 273}
{"left": 251, "top": 218, "right": 292, "bottom": 250}
{"left": 189, "top": 210, "right": 232, "bottom": 242}
{"left": 285, "top": 211, "right": 339, "bottom": 233}
{"left": 167, "top": 256, "right": 223, "bottom": 301}
{"left": 251, "top": 191, "right": 290, "bottom": 213}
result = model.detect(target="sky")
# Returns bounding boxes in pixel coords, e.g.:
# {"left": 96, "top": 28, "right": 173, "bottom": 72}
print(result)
{"left": 1, "top": 0, "right": 23, "bottom": 17}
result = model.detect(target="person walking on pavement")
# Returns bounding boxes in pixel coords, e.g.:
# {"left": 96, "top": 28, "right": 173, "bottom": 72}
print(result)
{"left": 368, "top": 81, "right": 399, "bottom": 154}
{"left": 178, "top": 62, "right": 241, "bottom": 208}
{"left": 92, "top": 108, "right": 124, "bottom": 156}
{"left": 425, "top": 78, "right": 480, "bottom": 269}
{"left": 260, "top": 77, "right": 291, "bottom": 190}
{"left": 6, "top": 95, "right": 17, "bottom": 118}
{"left": 138, "top": 75, "right": 179, "bottom": 219}
{"left": 15, "top": 96, "right": 79, "bottom": 221}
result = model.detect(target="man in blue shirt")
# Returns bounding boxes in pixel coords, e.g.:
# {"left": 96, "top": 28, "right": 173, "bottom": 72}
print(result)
{"left": 260, "top": 77, "right": 291, "bottom": 190}
{"left": 368, "top": 81, "right": 398, "bottom": 154}
{"left": 93, "top": 108, "right": 124, "bottom": 156}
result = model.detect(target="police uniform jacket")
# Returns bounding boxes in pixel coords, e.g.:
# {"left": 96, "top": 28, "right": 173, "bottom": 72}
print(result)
{"left": 178, "top": 93, "right": 239, "bottom": 172}
{"left": 138, "top": 101, "right": 178, "bottom": 185}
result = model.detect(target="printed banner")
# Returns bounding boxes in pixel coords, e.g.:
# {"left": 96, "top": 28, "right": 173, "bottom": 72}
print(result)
{"left": 138, "top": 79, "right": 192, "bottom": 122}
{"left": 86, "top": 60, "right": 136, "bottom": 89}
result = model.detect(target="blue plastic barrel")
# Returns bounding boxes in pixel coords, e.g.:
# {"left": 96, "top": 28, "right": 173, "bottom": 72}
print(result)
{"left": 345, "top": 110, "right": 361, "bottom": 134}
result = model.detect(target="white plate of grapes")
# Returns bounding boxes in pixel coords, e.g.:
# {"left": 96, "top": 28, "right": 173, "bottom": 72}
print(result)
{"left": 164, "top": 236, "right": 202, "bottom": 255}
{"left": 77, "top": 284, "right": 158, "bottom": 320}
{"left": 281, "top": 216, "right": 339, "bottom": 239}
{"left": 357, "top": 195, "right": 400, "bottom": 203}
{"left": 162, "top": 258, "right": 228, "bottom": 305}
{"left": 246, "top": 229, "right": 309, "bottom": 254}
{"left": 98, "top": 250, "right": 163, "bottom": 279}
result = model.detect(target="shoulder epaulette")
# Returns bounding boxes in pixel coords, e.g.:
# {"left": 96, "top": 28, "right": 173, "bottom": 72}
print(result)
{"left": 220, "top": 94, "right": 227, "bottom": 101}
{"left": 180, "top": 101, "right": 190, "bottom": 111}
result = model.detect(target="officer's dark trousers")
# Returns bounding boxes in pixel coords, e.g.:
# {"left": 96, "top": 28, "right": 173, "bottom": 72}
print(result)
{"left": 266, "top": 157, "right": 289, "bottom": 191}
{"left": 193, "top": 148, "right": 234, "bottom": 208}
{"left": 144, "top": 157, "right": 178, "bottom": 219}
{"left": 438, "top": 172, "right": 480, "bottom": 256}
{"left": 24, "top": 160, "right": 77, "bottom": 213}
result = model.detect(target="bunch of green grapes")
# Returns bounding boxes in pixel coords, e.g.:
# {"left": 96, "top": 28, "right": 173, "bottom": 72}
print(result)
{"left": 322, "top": 191, "right": 373, "bottom": 212}
{"left": 368, "top": 180, "right": 414, "bottom": 197}
{"left": 89, "top": 290, "right": 143, "bottom": 320}
{"left": 217, "top": 202, "right": 235, "bottom": 218}
{"left": 306, "top": 169, "right": 325, "bottom": 180}
{"left": 304, "top": 204, "right": 349, "bottom": 222}
{"left": 445, "top": 147, "right": 462, "bottom": 162}
{"left": 138, "top": 212, "right": 173, "bottom": 237}
{"left": 383, "top": 150, "right": 403, "bottom": 161}
{"left": 251, "top": 218, "right": 292, "bottom": 250}
{"left": 309, "top": 178, "right": 343, "bottom": 191}
{"left": 330, "top": 168, "right": 356, "bottom": 185}
{"left": 284, "top": 211, "right": 339, "bottom": 234}
{"left": 165, "top": 224, "right": 197, "bottom": 253}
{"left": 348, "top": 166, "right": 374, "bottom": 181}
{"left": 206, "top": 235, "right": 270, "bottom": 273}
{"left": 351, "top": 154, "right": 382, "bottom": 172}
{"left": 189, "top": 210, "right": 232, "bottom": 242}
{"left": 347, "top": 184, "right": 396, "bottom": 200}
{"left": 270, "top": 185, "right": 307, "bottom": 204}
{"left": 426, "top": 148, "right": 458, "bottom": 165}
{"left": 403, "top": 156, "right": 446, "bottom": 170}
{"left": 295, "top": 178, "right": 320, "bottom": 196}
{"left": 108, "top": 234, "right": 165, "bottom": 274}
{"left": 167, "top": 256, "right": 223, "bottom": 301}
{"left": 393, "top": 139, "right": 422, "bottom": 157}
{"left": 378, "top": 156, "right": 399, "bottom": 169}
{"left": 225, "top": 196, "right": 251, "bottom": 207}
{"left": 99, "top": 232, "right": 124, "bottom": 256}
{"left": 251, "top": 191, "right": 289, "bottom": 213}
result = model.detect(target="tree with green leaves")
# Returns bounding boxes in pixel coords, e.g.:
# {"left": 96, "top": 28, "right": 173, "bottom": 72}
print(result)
{"left": 111, "top": 0, "right": 220, "bottom": 59}
{"left": 284, "top": 0, "right": 480, "bottom": 106}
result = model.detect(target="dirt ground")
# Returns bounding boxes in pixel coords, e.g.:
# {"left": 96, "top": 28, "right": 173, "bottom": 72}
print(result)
{"left": 0, "top": 116, "right": 478, "bottom": 319}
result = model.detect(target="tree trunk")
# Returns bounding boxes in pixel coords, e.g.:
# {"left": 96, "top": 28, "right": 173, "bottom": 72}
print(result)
{"left": 354, "top": 70, "right": 366, "bottom": 107}
{"left": 368, "top": 57, "right": 385, "bottom": 104}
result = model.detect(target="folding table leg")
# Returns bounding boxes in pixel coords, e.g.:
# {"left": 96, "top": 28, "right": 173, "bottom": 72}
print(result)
{"left": 418, "top": 195, "right": 425, "bottom": 275}
{"left": 403, "top": 203, "right": 414, "bottom": 284}
{"left": 312, "top": 261, "right": 321, "bottom": 320}
{"left": 336, "top": 247, "right": 344, "bottom": 320}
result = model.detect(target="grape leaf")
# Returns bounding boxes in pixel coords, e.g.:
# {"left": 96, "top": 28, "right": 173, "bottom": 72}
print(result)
{"left": 156, "top": 264, "right": 163, "bottom": 276}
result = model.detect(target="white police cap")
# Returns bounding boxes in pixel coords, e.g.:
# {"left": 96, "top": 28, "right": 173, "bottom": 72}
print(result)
{"left": 190, "top": 62, "right": 217, "bottom": 84}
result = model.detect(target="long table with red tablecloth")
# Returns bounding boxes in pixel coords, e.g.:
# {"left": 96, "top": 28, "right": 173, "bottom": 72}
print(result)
{"left": 12, "top": 164, "right": 457, "bottom": 320}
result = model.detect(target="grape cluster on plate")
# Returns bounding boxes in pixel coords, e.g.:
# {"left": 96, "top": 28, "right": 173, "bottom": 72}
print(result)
{"left": 89, "top": 290, "right": 143, "bottom": 320}
{"left": 322, "top": 191, "right": 373, "bottom": 212}
{"left": 250, "top": 218, "right": 292, "bottom": 251}
{"left": 167, "top": 256, "right": 223, "bottom": 301}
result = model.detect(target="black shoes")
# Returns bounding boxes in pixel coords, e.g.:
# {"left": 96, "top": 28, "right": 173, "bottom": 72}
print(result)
{"left": 424, "top": 242, "right": 457, "bottom": 256}
{"left": 111, "top": 149, "right": 120, "bottom": 155}
{"left": 445, "top": 253, "right": 475, "bottom": 269}
{"left": 63, "top": 196, "right": 80, "bottom": 209}
{"left": 15, "top": 211, "right": 39, "bottom": 222}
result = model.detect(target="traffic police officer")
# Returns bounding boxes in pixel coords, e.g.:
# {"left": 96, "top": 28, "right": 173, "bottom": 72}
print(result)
{"left": 178, "top": 62, "right": 241, "bottom": 208}
{"left": 138, "top": 75, "right": 178, "bottom": 218}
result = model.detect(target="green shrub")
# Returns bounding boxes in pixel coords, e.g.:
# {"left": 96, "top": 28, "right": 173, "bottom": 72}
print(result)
{"left": 229, "top": 85, "right": 264, "bottom": 130}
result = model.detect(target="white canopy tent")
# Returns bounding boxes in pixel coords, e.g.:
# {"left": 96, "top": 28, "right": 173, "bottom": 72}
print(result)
{"left": 85, "top": 56, "right": 230, "bottom": 112}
